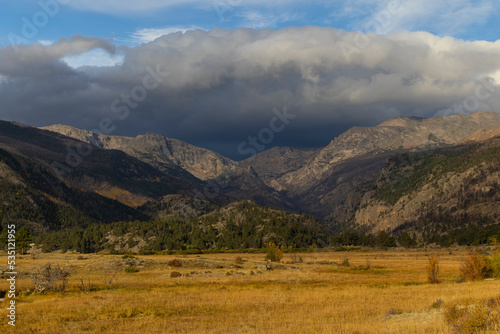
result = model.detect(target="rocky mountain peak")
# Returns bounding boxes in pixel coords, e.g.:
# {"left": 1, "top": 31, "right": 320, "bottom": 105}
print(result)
{"left": 40, "top": 125, "right": 235, "bottom": 180}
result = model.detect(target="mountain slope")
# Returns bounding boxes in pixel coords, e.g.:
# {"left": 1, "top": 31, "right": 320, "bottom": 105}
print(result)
{"left": 239, "top": 146, "right": 320, "bottom": 190}
{"left": 39, "top": 111, "right": 500, "bottom": 222}
{"left": 40, "top": 124, "right": 235, "bottom": 180}
{"left": 460, "top": 127, "right": 500, "bottom": 144}
{"left": 41, "top": 124, "right": 293, "bottom": 210}
{"left": 350, "top": 135, "right": 500, "bottom": 239}
{"left": 0, "top": 146, "right": 146, "bottom": 232}
{"left": 278, "top": 111, "right": 500, "bottom": 191}
{"left": 255, "top": 111, "right": 500, "bottom": 219}
{"left": 0, "top": 121, "right": 206, "bottom": 230}
{"left": 35, "top": 200, "right": 330, "bottom": 252}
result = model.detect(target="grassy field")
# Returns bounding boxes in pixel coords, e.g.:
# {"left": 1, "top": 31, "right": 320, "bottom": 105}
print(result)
{"left": 0, "top": 249, "right": 499, "bottom": 333}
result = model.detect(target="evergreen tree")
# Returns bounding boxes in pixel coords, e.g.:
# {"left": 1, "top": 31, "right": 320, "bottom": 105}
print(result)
{"left": 17, "top": 226, "right": 32, "bottom": 255}
{"left": 397, "top": 232, "right": 416, "bottom": 248}
{"left": 376, "top": 231, "right": 396, "bottom": 248}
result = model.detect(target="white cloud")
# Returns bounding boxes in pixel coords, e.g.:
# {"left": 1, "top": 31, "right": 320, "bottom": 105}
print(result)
{"left": 130, "top": 26, "right": 204, "bottom": 44}
{"left": 37, "top": 40, "right": 54, "bottom": 46}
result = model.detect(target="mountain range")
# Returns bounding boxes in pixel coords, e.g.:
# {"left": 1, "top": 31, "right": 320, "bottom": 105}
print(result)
{"left": 1, "top": 111, "right": 500, "bottom": 244}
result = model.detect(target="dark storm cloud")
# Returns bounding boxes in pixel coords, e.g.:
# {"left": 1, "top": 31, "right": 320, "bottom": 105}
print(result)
{"left": 1, "top": 27, "right": 500, "bottom": 159}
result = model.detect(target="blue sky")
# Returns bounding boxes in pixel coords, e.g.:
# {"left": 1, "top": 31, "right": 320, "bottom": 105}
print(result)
{"left": 1, "top": 0, "right": 500, "bottom": 47}
{"left": 2, "top": 1, "right": 500, "bottom": 158}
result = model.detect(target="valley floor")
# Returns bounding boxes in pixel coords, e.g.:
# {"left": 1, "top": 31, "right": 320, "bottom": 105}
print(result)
{"left": 0, "top": 249, "right": 499, "bottom": 333}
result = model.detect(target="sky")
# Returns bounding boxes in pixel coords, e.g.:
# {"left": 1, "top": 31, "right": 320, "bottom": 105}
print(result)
{"left": 1, "top": 0, "right": 500, "bottom": 159}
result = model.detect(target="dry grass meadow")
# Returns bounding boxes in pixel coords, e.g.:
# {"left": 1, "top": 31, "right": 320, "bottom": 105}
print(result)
{"left": 1, "top": 249, "right": 499, "bottom": 333}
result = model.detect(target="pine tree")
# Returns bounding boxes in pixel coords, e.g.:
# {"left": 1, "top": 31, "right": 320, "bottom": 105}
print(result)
{"left": 17, "top": 226, "right": 32, "bottom": 255}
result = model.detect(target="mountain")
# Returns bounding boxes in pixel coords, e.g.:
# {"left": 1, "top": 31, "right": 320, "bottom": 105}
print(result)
{"left": 0, "top": 121, "right": 206, "bottom": 232}
{"left": 246, "top": 111, "right": 500, "bottom": 219}
{"left": 40, "top": 124, "right": 235, "bottom": 180}
{"left": 40, "top": 124, "right": 292, "bottom": 210}
{"left": 239, "top": 146, "right": 320, "bottom": 190}
{"left": 39, "top": 111, "right": 500, "bottom": 223}
{"left": 276, "top": 111, "right": 500, "bottom": 191}
{"left": 349, "top": 135, "right": 500, "bottom": 242}
{"left": 3, "top": 111, "right": 500, "bottom": 248}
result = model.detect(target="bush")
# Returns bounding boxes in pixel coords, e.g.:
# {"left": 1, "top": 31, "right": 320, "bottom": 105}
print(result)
{"left": 167, "top": 259, "right": 182, "bottom": 267}
{"left": 341, "top": 257, "right": 350, "bottom": 267}
{"left": 264, "top": 242, "right": 284, "bottom": 262}
{"left": 491, "top": 238, "right": 500, "bottom": 277}
{"left": 431, "top": 299, "right": 444, "bottom": 309}
{"left": 460, "top": 252, "right": 490, "bottom": 281}
{"left": 32, "top": 263, "right": 71, "bottom": 293}
{"left": 170, "top": 271, "right": 182, "bottom": 278}
{"left": 493, "top": 253, "right": 500, "bottom": 278}
{"left": 445, "top": 298, "right": 500, "bottom": 334}
{"left": 139, "top": 250, "right": 155, "bottom": 255}
{"left": 122, "top": 254, "right": 135, "bottom": 259}
{"left": 427, "top": 256, "right": 440, "bottom": 284}
{"left": 125, "top": 267, "right": 139, "bottom": 273}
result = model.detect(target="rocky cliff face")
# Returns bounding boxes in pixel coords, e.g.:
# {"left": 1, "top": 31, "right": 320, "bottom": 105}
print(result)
{"left": 349, "top": 136, "right": 500, "bottom": 237}
{"left": 40, "top": 125, "right": 235, "bottom": 181}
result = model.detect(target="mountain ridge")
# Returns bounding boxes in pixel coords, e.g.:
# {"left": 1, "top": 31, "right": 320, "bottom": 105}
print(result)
{"left": 40, "top": 124, "right": 235, "bottom": 181}
{"left": 0, "top": 110, "right": 493, "bottom": 245}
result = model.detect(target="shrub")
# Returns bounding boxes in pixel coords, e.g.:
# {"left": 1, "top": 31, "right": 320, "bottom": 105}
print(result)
{"left": 385, "top": 308, "right": 403, "bottom": 318}
{"left": 445, "top": 298, "right": 500, "bottom": 334}
{"left": 431, "top": 299, "right": 444, "bottom": 309}
{"left": 125, "top": 267, "right": 139, "bottom": 273}
{"left": 32, "top": 263, "right": 71, "bottom": 293}
{"left": 170, "top": 271, "right": 182, "bottom": 278}
{"left": 122, "top": 254, "right": 135, "bottom": 259}
{"left": 427, "top": 256, "right": 440, "bottom": 284}
{"left": 493, "top": 253, "right": 500, "bottom": 278}
{"left": 460, "top": 252, "right": 489, "bottom": 281}
{"left": 491, "top": 238, "right": 500, "bottom": 277}
{"left": 341, "top": 257, "right": 350, "bottom": 267}
{"left": 139, "top": 250, "right": 155, "bottom": 255}
{"left": 264, "top": 242, "right": 284, "bottom": 262}
{"left": 167, "top": 259, "right": 182, "bottom": 267}
{"left": 289, "top": 252, "right": 301, "bottom": 264}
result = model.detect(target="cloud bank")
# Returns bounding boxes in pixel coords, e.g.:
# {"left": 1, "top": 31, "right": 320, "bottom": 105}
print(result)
{"left": 1, "top": 27, "right": 500, "bottom": 159}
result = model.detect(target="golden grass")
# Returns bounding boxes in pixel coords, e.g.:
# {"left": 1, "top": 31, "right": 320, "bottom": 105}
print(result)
{"left": 0, "top": 249, "right": 499, "bottom": 333}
